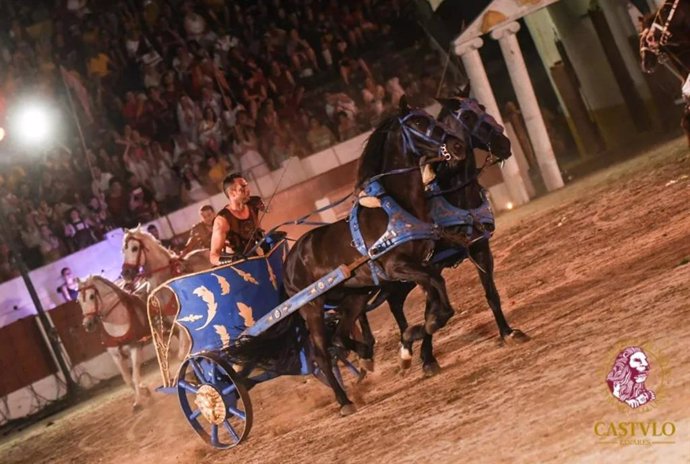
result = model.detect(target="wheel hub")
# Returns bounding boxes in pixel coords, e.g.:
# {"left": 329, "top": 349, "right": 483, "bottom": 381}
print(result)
{"left": 195, "top": 385, "right": 226, "bottom": 425}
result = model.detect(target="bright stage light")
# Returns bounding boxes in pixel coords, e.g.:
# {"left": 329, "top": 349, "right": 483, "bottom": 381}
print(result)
{"left": 10, "top": 101, "right": 55, "bottom": 147}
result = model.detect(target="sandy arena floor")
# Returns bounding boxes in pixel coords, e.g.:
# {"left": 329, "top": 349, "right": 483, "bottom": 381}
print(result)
{"left": 1, "top": 138, "right": 689, "bottom": 464}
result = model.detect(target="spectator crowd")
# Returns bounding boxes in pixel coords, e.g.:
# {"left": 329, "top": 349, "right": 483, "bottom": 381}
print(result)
{"left": 0, "top": 0, "right": 442, "bottom": 282}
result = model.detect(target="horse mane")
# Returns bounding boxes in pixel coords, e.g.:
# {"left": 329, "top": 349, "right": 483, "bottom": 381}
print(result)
{"left": 355, "top": 114, "right": 400, "bottom": 188}
{"left": 87, "top": 275, "right": 146, "bottom": 310}
{"left": 124, "top": 228, "right": 178, "bottom": 260}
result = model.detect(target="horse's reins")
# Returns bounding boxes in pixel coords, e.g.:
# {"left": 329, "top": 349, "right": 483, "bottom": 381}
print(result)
{"left": 641, "top": 0, "right": 690, "bottom": 81}
{"left": 242, "top": 112, "right": 458, "bottom": 257}
{"left": 241, "top": 156, "right": 295, "bottom": 256}
{"left": 80, "top": 285, "right": 123, "bottom": 321}
{"left": 123, "top": 237, "right": 183, "bottom": 280}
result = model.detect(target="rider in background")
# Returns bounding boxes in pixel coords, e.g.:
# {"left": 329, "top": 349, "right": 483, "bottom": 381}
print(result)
{"left": 209, "top": 173, "right": 265, "bottom": 265}
{"left": 181, "top": 204, "right": 215, "bottom": 255}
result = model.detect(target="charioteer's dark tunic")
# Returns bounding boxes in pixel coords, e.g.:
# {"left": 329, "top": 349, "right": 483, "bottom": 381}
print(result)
{"left": 216, "top": 196, "right": 264, "bottom": 254}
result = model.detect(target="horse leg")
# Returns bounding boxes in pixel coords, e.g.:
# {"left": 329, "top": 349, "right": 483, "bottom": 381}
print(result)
{"left": 107, "top": 347, "right": 135, "bottom": 394}
{"left": 386, "top": 282, "right": 415, "bottom": 370}
{"left": 469, "top": 240, "right": 529, "bottom": 344}
{"left": 387, "top": 262, "right": 454, "bottom": 340}
{"left": 420, "top": 332, "right": 440, "bottom": 376}
{"left": 130, "top": 345, "right": 148, "bottom": 409}
{"left": 681, "top": 107, "right": 690, "bottom": 147}
{"left": 355, "top": 312, "right": 375, "bottom": 372}
{"left": 332, "top": 294, "right": 372, "bottom": 362}
{"left": 300, "top": 303, "right": 356, "bottom": 416}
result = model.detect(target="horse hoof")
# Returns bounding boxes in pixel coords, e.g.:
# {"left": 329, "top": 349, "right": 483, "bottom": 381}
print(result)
{"left": 359, "top": 358, "right": 375, "bottom": 372}
{"left": 132, "top": 403, "right": 143, "bottom": 413}
{"left": 399, "top": 357, "right": 412, "bottom": 371}
{"left": 340, "top": 404, "right": 357, "bottom": 417}
{"left": 422, "top": 361, "right": 441, "bottom": 377}
{"left": 504, "top": 330, "right": 530, "bottom": 345}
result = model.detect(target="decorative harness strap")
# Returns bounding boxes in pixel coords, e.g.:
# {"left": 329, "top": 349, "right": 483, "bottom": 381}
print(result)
{"left": 349, "top": 180, "right": 440, "bottom": 285}
{"left": 123, "top": 237, "right": 185, "bottom": 282}
{"left": 80, "top": 285, "right": 122, "bottom": 320}
{"left": 427, "top": 181, "right": 495, "bottom": 237}
{"left": 80, "top": 285, "right": 150, "bottom": 347}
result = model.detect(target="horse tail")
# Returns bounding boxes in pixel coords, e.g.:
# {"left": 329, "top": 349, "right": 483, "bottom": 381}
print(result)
{"left": 224, "top": 312, "right": 309, "bottom": 376}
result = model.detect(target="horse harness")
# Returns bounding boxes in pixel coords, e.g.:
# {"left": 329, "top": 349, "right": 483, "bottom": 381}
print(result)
{"left": 80, "top": 284, "right": 150, "bottom": 347}
{"left": 123, "top": 236, "right": 185, "bottom": 280}
{"left": 640, "top": 0, "right": 689, "bottom": 80}
{"left": 348, "top": 111, "right": 460, "bottom": 285}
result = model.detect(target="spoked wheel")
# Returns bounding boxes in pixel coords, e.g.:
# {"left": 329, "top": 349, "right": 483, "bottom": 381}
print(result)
{"left": 176, "top": 352, "right": 253, "bottom": 449}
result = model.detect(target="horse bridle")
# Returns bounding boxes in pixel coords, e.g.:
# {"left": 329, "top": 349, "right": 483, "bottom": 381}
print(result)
{"left": 399, "top": 110, "right": 456, "bottom": 162}
{"left": 640, "top": 0, "right": 689, "bottom": 78}
{"left": 429, "top": 98, "right": 506, "bottom": 198}
{"left": 452, "top": 97, "right": 505, "bottom": 151}
{"left": 122, "top": 236, "right": 182, "bottom": 279}
{"left": 80, "top": 285, "right": 121, "bottom": 320}
{"left": 123, "top": 237, "right": 147, "bottom": 274}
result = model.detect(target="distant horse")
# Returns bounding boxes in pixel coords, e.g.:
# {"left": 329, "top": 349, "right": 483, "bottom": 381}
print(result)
{"left": 639, "top": 0, "right": 690, "bottom": 145}
{"left": 364, "top": 90, "right": 529, "bottom": 375}
{"left": 121, "top": 226, "right": 211, "bottom": 290}
{"left": 78, "top": 275, "right": 151, "bottom": 410}
{"left": 227, "top": 98, "right": 467, "bottom": 416}
{"left": 121, "top": 227, "right": 210, "bottom": 367}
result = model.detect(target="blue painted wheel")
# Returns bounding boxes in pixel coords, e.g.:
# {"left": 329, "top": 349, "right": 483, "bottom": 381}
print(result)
{"left": 176, "top": 353, "right": 253, "bottom": 449}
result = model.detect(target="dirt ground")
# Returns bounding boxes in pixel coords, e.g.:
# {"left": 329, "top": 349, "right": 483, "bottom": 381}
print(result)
{"left": 2, "top": 138, "right": 689, "bottom": 464}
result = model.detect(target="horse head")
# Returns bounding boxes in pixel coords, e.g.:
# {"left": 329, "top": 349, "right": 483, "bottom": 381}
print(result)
{"left": 639, "top": 1, "right": 690, "bottom": 74}
{"left": 121, "top": 226, "right": 154, "bottom": 282}
{"left": 397, "top": 95, "right": 466, "bottom": 165}
{"left": 639, "top": 12, "right": 663, "bottom": 73}
{"left": 437, "top": 91, "right": 512, "bottom": 160}
{"left": 77, "top": 276, "right": 100, "bottom": 332}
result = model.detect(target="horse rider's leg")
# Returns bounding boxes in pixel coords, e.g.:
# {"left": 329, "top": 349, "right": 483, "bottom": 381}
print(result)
{"left": 469, "top": 239, "right": 528, "bottom": 344}
{"left": 385, "top": 282, "right": 415, "bottom": 370}
{"left": 299, "top": 302, "right": 356, "bottom": 416}
{"left": 107, "top": 346, "right": 134, "bottom": 391}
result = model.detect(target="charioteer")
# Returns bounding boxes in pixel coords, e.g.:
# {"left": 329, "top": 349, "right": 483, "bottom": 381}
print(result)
{"left": 209, "top": 173, "right": 267, "bottom": 265}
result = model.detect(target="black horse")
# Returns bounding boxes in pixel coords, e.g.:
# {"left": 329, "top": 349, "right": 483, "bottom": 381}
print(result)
{"left": 227, "top": 98, "right": 467, "bottom": 415}
{"left": 359, "top": 89, "right": 529, "bottom": 375}
{"left": 639, "top": 0, "right": 690, "bottom": 145}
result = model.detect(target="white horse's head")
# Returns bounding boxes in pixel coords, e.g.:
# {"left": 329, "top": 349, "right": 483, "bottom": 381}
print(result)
{"left": 121, "top": 226, "right": 160, "bottom": 282}
{"left": 77, "top": 276, "right": 101, "bottom": 332}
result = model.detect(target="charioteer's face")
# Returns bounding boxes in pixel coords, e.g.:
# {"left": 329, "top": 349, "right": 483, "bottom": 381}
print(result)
{"left": 227, "top": 178, "right": 250, "bottom": 204}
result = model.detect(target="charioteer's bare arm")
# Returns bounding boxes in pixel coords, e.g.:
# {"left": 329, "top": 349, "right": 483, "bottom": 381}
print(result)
{"left": 209, "top": 216, "right": 230, "bottom": 266}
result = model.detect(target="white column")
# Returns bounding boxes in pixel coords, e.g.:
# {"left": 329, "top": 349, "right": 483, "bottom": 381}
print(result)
{"left": 455, "top": 38, "right": 531, "bottom": 206}
{"left": 491, "top": 22, "right": 564, "bottom": 191}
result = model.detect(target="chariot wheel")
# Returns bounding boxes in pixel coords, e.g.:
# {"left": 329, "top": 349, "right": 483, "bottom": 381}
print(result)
{"left": 176, "top": 352, "right": 253, "bottom": 449}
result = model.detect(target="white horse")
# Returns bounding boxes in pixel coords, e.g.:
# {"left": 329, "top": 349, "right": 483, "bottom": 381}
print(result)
{"left": 120, "top": 227, "right": 211, "bottom": 383}
{"left": 78, "top": 275, "right": 151, "bottom": 410}
{"left": 120, "top": 226, "right": 211, "bottom": 290}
